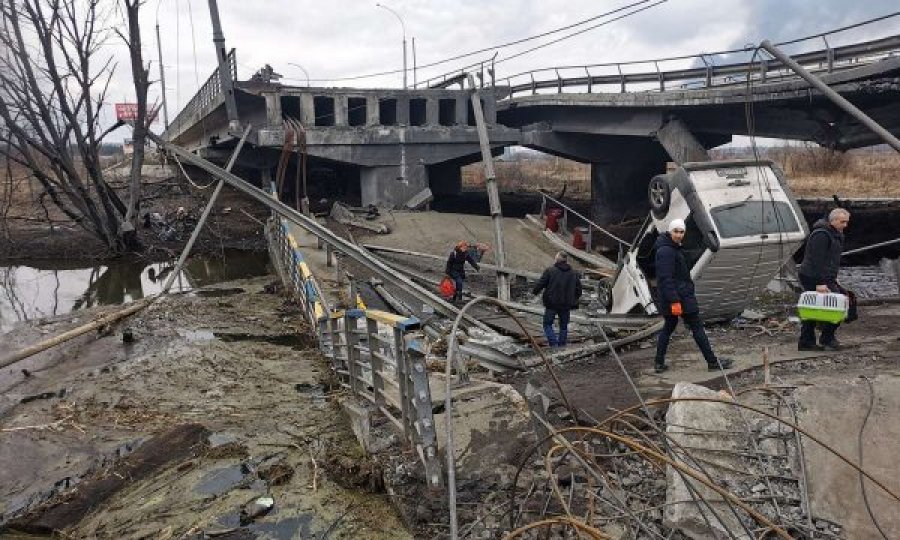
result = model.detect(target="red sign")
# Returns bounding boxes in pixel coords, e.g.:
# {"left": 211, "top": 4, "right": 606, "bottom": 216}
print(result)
{"left": 115, "top": 103, "right": 139, "bottom": 121}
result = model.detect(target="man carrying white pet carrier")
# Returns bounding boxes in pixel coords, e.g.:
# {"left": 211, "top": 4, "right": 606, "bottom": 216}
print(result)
{"left": 798, "top": 208, "right": 851, "bottom": 351}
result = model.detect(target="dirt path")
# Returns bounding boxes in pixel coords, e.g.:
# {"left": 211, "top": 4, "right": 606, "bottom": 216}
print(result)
{"left": 511, "top": 298, "right": 900, "bottom": 422}
{"left": 0, "top": 277, "right": 410, "bottom": 539}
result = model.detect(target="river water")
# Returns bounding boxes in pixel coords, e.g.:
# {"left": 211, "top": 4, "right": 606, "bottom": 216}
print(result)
{"left": 0, "top": 251, "right": 270, "bottom": 334}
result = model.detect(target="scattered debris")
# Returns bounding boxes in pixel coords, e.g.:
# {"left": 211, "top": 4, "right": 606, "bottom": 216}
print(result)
{"left": 239, "top": 496, "right": 275, "bottom": 525}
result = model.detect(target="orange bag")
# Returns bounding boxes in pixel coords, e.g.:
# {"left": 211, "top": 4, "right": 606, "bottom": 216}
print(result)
{"left": 439, "top": 276, "right": 456, "bottom": 300}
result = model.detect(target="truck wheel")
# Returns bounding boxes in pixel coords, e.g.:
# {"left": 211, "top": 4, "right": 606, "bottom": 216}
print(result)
{"left": 648, "top": 175, "right": 671, "bottom": 218}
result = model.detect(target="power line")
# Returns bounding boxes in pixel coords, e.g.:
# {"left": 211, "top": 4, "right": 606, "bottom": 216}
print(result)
{"left": 187, "top": 0, "right": 200, "bottom": 88}
{"left": 286, "top": 0, "right": 658, "bottom": 83}
{"left": 410, "top": 0, "right": 667, "bottom": 87}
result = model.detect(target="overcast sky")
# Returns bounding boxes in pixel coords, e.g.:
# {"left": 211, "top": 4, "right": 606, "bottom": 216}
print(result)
{"left": 98, "top": 0, "right": 899, "bottom": 140}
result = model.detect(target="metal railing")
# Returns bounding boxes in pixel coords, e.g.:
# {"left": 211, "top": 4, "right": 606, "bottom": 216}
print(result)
{"left": 499, "top": 34, "right": 900, "bottom": 98}
{"left": 537, "top": 191, "right": 632, "bottom": 248}
{"left": 267, "top": 218, "right": 443, "bottom": 489}
{"left": 162, "top": 49, "right": 237, "bottom": 142}
{"left": 411, "top": 14, "right": 900, "bottom": 99}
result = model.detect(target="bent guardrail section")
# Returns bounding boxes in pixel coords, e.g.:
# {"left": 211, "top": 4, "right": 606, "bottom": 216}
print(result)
{"left": 267, "top": 218, "right": 443, "bottom": 489}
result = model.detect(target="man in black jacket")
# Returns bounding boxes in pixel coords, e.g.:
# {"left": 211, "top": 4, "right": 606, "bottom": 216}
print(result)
{"left": 654, "top": 219, "right": 733, "bottom": 373}
{"left": 533, "top": 252, "right": 582, "bottom": 347}
{"left": 798, "top": 208, "right": 851, "bottom": 351}
{"left": 445, "top": 241, "right": 480, "bottom": 303}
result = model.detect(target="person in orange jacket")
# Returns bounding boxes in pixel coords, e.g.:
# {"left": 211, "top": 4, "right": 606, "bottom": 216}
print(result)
{"left": 653, "top": 218, "right": 733, "bottom": 374}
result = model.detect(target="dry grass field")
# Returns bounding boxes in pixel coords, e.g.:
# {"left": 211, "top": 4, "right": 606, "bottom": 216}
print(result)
{"left": 462, "top": 147, "right": 900, "bottom": 199}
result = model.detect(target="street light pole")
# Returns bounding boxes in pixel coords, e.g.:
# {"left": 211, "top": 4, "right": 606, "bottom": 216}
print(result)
{"left": 288, "top": 62, "right": 310, "bottom": 86}
{"left": 375, "top": 3, "right": 406, "bottom": 89}
{"left": 155, "top": 0, "right": 170, "bottom": 128}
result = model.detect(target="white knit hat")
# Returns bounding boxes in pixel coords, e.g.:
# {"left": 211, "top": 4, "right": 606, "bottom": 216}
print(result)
{"left": 668, "top": 218, "right": 686, "bottom": 233}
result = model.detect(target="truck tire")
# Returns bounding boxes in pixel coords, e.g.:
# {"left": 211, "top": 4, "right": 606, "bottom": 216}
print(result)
{"left": 648, "top": 175, "right": 671, "bottom": 218}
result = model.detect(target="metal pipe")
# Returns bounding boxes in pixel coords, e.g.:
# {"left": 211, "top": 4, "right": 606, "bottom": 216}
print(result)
{"left": 467, "top": 74, "right": 510, "bottom": 301}
{"left": 759, "top": 40, "right": 900, "bottom": 153}
{"left": 841, "top": 236, "right": 900, "bottom": 256}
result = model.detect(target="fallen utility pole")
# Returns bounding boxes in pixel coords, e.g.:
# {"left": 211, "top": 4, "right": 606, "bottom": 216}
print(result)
{"left": 207, "top": 0, "right": 239, "bottom": 131}
{"left": 468, "top": 74, "right": 510, "bottom": 301}
{"left": 759, "top": 40, "right": 900, "bottom": 153}
{"left": 0, "top": 128, "right": 251, "bottom": 371}
{"left": 144, "top": 131, "right": 489, "bottom": 331}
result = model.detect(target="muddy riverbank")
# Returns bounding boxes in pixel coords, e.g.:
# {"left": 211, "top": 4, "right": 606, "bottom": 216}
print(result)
{"left": 0, "top": 276, "right": 410, "bottom": 539}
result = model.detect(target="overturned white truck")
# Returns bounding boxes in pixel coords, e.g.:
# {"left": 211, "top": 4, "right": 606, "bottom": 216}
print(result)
{"left": 609, "top": 160, "right": 808, "bottom": 321}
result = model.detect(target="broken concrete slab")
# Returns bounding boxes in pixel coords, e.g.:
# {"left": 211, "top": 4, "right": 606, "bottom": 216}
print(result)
{"left": 432, "top": 378, "right": 534, "bottom": 485}
{"left": 664, "top": 382, "right": 752, "bottom": 540}
{"left": 795, "top": 373, "right": 900, "bottom": 539}
{"left": 340, "top": 396, "right": 374, "bottom": 454}
{"left": 404, "top": 187, "right": 433, "bottom": 210}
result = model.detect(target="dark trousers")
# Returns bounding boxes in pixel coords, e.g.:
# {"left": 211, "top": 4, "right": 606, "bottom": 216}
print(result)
{"left": 798, "top": 274, "right": 840, "bottom": 346}
{"left": 543, "top": 307, "right": 571, "bottom": 347}
{"left": 655, "top": 311, "right": 717, "bottom": 367}
{"left": 451, "top": 275, "right": 464, "bottom": 302}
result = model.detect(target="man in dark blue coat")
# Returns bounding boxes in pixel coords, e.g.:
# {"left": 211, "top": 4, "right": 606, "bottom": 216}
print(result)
{"left": 653, "top": 218, "right": 733, "bottom": 373}
{"left": 798, "top": 208, "right": 851, "bottom": 351}
{"left": 533, "top": 252, "right": 582, "bottom": 347}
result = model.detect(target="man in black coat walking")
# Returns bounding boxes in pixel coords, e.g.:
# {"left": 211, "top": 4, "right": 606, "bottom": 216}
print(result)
{"left": 654, "top": 219, "right": 733, "bottom": 373}
{"left": 533, "top": 252, "right": 582, "bottom": 347}
{"left": 798, "top": 208, "right": 851, "bottom": 351}
{"left": 445, "top": 241, "right": 480, "bottom": 303}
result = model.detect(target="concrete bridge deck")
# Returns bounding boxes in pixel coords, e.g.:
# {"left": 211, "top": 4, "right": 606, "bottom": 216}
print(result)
{"left": 162, "top": 27, "right": 900, "bottom": 222}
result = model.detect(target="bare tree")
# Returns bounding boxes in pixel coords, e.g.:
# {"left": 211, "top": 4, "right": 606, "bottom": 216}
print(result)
{"left": 118, "top": 0, "right": 150, "bottom": 241}
{"left": 0, "top": 0, "right": 150, "bottom": 253}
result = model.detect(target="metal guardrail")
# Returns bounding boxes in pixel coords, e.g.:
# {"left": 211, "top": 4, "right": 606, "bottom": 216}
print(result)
{"left": 537, "top": 191, "right": 632, "bottom": 248}
{"left": 500, "top": 34, "right": 900, "bottom": 98}
{"left": 414, "top": 14, "right": 900, "bottom": 97}
{"left": 162, "top": 49, "right": 237, "bottom": 142}
{"left": 267, "top": 218, "right": 443, "bottom": 489}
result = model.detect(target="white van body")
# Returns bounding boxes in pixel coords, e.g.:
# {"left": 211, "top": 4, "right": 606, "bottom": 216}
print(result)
{"left": 610, "top": 160, "right": 808, "bottom": 321}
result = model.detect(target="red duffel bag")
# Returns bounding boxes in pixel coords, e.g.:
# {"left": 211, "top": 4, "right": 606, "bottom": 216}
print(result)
{"left": 439, "top": 276, "right": 456, "bottom": 300}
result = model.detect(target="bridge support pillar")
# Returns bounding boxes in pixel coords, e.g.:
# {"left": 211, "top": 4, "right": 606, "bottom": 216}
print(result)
{"left": 590, "top": 156, "right": 667, "bottom": 226}
{"left": 360, "top": 164, "right": 429, "bottom": 208}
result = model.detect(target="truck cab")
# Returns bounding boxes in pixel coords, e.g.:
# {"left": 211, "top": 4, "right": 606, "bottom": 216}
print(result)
{"left": 609, "top": 160, "right": 808, "bottom": 321}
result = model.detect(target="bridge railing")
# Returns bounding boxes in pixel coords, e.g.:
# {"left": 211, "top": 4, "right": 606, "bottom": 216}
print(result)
{"left": 162, "top": 49, "right": 237, "bottom": 141}
{"left": 413, "top": 14, "right": 900, "bottom": 98}
{"left": 498, "top": 34, "right": 900, "bottom": 99}
{"left": 266, "top": 217, "right": 443, "bottom": 489}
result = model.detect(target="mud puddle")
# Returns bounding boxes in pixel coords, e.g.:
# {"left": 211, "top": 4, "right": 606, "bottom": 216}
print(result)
{"left": 0, "top": 251, "right": 270, "bottom": 334}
